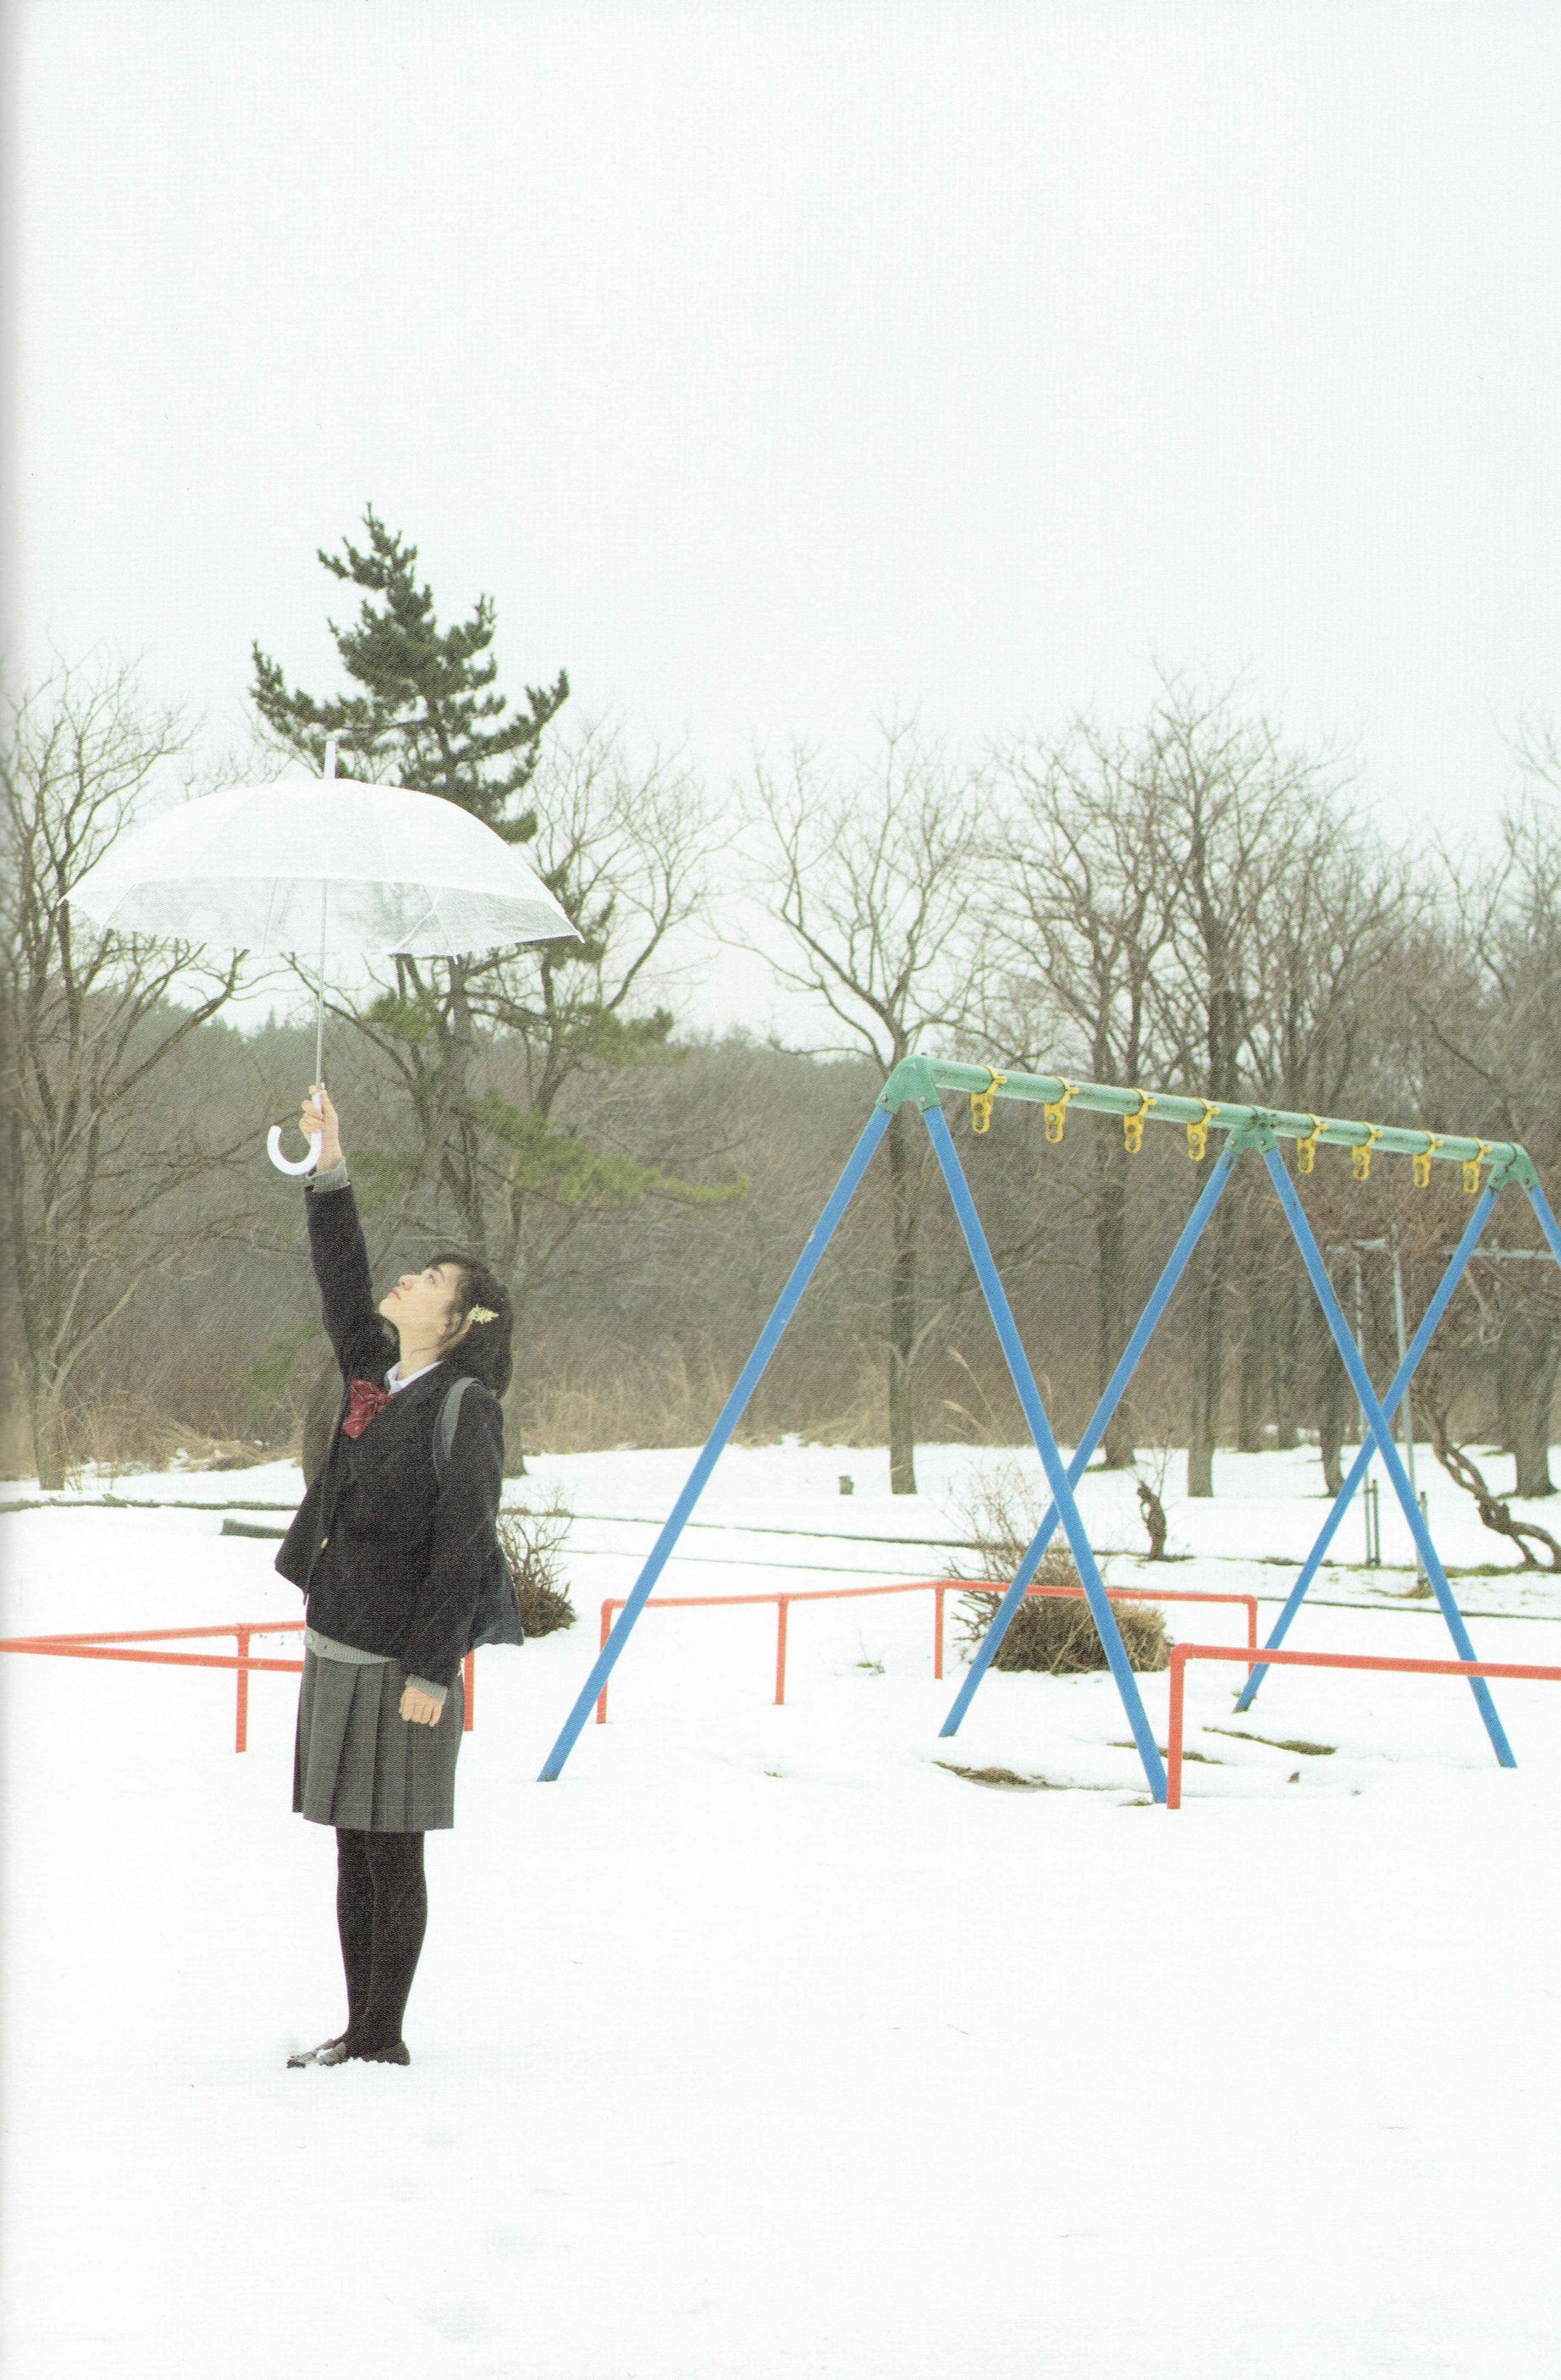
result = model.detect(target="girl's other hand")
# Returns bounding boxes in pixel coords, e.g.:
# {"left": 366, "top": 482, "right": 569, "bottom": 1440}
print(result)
{"left": 400, "top": 1685, "right": 443, "bottom": 1726}
{"left": 299, "top": 1083, "right": 344, "bottom": 1169}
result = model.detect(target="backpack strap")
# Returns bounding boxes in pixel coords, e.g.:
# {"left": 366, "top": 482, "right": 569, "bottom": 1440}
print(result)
{"left": 433, "top": 1373, "right": 477, "bottom": 1485}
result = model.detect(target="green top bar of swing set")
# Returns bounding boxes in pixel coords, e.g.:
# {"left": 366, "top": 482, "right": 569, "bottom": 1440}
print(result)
{"left": 878, "top": 1056, "right": 1538, "bottom": 1183}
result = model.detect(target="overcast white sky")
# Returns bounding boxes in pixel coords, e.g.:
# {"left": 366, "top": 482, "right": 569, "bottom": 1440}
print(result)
{"left": 8, "top": 0, "right": 1560, "bottom": 1036}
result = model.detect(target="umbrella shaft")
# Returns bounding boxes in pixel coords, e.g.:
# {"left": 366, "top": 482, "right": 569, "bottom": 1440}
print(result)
{"left": 317, "top": 735, "right": 334, "bottom": 1091}
{"left": 315, "top": 882, "right": 327, "bottom": 1092}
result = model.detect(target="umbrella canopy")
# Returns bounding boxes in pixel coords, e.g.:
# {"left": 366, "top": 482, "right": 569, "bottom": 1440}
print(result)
{"left": 65, "top": 765, "right": 581, "bottom": 1173}
{"left": 66, "top": 771, "right": 577, "bottom": 958}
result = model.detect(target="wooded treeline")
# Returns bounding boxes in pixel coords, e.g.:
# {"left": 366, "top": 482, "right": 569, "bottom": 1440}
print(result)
{"left": 4, "top": 526, "right": 1559, "bottom": 1495}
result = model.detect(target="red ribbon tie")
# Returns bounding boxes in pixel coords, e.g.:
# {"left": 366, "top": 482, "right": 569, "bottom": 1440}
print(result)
{"left": 342, "top": 1378, "right": 394, "bottom": 1439}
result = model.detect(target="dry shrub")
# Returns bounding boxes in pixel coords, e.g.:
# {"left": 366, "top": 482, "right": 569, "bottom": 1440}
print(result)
{"left": 57, "top": 1392, "right": 274, "bottom": 1483}
{"left": 951, "top": 1458, "right": 1169, "bottom": 1676}
{"left": 496, "top": 1500, "right": 577, "bottom": 1635}
{"left": 955, "top": 1584, "right": 1169, "bottom": 1675}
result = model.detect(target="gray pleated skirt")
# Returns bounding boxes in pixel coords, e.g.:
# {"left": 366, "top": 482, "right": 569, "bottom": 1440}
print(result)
{"left": 293, "top": 1648, "right": 463, "bottom": 1831}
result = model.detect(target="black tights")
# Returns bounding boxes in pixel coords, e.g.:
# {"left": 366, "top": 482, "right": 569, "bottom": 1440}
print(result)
{"left": 334, "top": 1828, "right": 427, "bottom": 2051}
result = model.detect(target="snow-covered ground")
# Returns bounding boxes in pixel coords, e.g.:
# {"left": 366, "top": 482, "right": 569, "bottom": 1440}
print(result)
{"left": 4, "top": 1439, "right": 1559, "bottom": 2378}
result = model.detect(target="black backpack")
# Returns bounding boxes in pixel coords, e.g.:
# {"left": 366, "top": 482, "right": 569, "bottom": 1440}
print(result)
{"left": 433, "top": 1375, "right": 526, "bottom": 1652}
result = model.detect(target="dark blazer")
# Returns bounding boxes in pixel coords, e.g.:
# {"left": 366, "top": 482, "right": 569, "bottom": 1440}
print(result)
{"left": 274, "top": 1173, "right": 506, "bottom": 1689}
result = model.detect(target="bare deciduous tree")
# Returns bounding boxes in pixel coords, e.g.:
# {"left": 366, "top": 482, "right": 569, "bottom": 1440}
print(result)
{"left": 0, "top": 664, "right": 251, "bottom": 1485}
{"left": 742, "top": 717, "right": 985, "bottom": 1493}
{"left": 1227, "top": 796, "right": 1421, "bottom": 1476}
{"left": 981, "top": 715, "right": 1188, "bottom": 1466}
{"left": 1137, "top": 673, "right": 1357, "bottom": 1494}
{"left": 984, "top": 672, "right": 1381, "bottom": 1492}
{"left": 1410, "top": 792, "right": 1561, "bottom": 1493}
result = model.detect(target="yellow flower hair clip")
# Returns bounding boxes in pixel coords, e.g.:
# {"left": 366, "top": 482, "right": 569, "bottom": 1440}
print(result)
{"left": 466, "top": 1303, "right": 498, "bottom": 1324}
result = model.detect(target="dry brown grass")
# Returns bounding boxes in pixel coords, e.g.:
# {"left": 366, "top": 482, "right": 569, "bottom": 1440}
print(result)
{"left": 520, "top": 1349, "right": 739, "bottom": 1454}
{"left": 54, "top": 1392, "right": 277, "bottom": 1483}
{"left": 520, "top": 1345, "right": 907, "bottom": 1454}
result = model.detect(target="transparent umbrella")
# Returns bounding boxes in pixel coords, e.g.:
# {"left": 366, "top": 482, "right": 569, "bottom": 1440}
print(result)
{"left": 65, "top": 740, "right": 580, "bottom": 1172}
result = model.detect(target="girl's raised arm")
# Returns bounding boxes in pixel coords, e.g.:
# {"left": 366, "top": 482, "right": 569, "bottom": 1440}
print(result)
{"left": 297, "top": 1084, "right": 390, "bottom": 1379}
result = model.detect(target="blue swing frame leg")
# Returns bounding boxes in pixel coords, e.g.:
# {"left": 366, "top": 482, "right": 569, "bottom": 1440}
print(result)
{"left": 1260, "top": 1151, "right": 1515, "bottom": 1766}
{"left": 1525, "top": 1179, "right": 1561, "bottom": 1271}
{"left": 537, "top": 1106, "right": 892, "bottom": 1781}
{"left": 940, "top": 1144, "right": 1239, "bottom": 1737}
{"left": 920, "top": 1107, "right": 1169, "bottom": 1802}
{"left": 1236, "top": 1183, "right": 1498, "bottom": 1709}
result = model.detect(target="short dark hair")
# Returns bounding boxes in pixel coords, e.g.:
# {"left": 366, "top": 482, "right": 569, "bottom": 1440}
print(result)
{"left": 426, "top": 1250, "right": 514, "bottom": 1398}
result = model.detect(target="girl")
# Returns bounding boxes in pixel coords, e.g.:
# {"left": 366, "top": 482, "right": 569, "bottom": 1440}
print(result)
{"left": 276, "top": 1082, "right": 512, "bottom": 2068}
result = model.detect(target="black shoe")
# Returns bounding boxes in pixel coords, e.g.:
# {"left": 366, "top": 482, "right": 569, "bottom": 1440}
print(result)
{"left": 286, "top": 2035, "right": 350, "bottom": 2068}
{"left": 352, "top": 2040, "right": 411, "bottom": 2065}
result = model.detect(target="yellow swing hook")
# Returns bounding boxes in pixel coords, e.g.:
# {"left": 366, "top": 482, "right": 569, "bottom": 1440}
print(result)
{"left": 1351, "top": 1126, "right": 1383, "bottom": 1183}
{"left": 1463, "top": 1140, "right": 1492, "bottom": 1195}
{"left": 1186, "top": 1101, "right": 1220, "bottom": 1163}
{"left": 1043, "top": 1080, "right": 1078, "bottom": 1144}
{"left": 1122, "top": 1090, "right": 1156, "bottom": 1154}
{"left": 969, "top": 1068, "right": 1007, "bottom": 1135}
{"left": 1413, "top": 1135, "right": 1443, "bottom": 1190}
{"left": 1296, "top": 1117, "right": 1325, "bottom": 1174}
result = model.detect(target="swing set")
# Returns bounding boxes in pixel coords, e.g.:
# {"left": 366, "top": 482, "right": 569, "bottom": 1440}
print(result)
{"left": 538, "top": 1059, "right": 1561, "bottom": 1803}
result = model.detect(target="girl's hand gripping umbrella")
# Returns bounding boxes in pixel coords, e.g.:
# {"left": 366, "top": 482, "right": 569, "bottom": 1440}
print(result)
{"left": 271, "top": 1082, "right": 343, "bottom": 1177}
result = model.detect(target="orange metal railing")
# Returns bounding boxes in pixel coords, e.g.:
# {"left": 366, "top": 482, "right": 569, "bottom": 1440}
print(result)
{"left": 593, "top": 1576, "right": 1259, "bottom": 1722}
{"left": 1165, "top": 1640, "right": 1561, "bottom": 1808}
{"left": 0, "top": 1621, "right": 477, "bottom": 1752}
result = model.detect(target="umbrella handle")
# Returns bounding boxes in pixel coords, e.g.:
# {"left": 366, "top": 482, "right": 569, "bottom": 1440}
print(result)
{"left": 267, "top": 1125, "right": 323, "bottom": 1178}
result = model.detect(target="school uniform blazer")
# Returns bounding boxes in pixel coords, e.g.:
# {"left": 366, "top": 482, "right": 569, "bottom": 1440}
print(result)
{"left": 274, "top": 1168, "right": 506, "bottom": 1690}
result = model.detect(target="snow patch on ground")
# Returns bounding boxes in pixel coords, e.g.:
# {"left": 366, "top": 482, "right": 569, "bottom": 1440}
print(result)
{"left": 3, "top": 1441, "right": 1559, "bottom": 2377}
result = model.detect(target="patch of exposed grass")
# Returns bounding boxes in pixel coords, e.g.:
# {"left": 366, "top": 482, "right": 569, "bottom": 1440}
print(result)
{"left": 1109, "top": 1741, "right": 1222, "bottom": 1764}
{"left": 1205, "top": 1726, "right": 1337, "bottom": 1756}
{"left": 932, "top": 1762, "right": 1129, "bottom": 1794}
{"left": 934, "top": 1762, "right": 1061, "bottom": 1790}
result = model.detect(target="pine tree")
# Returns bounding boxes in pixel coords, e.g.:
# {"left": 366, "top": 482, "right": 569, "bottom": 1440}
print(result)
{"left": 251, "top": 505, "right": 568, "bottom": 839}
